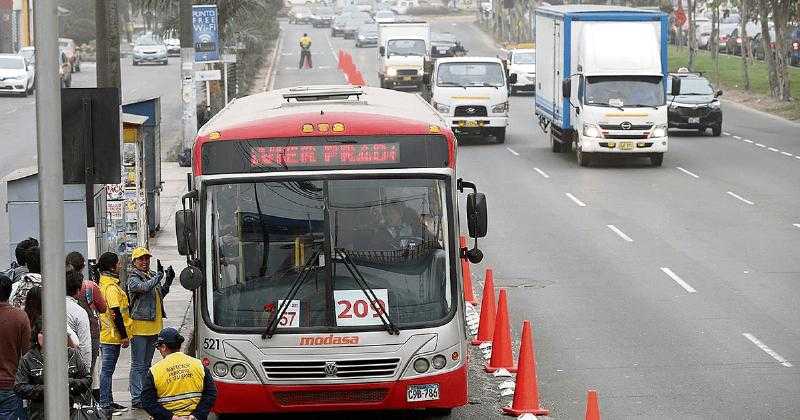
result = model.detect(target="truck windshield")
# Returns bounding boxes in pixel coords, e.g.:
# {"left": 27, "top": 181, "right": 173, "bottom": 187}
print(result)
{"left": 437, "top": 62, "right": 505, "bottom": 87}
{"left": 387, "top": 39, "right": 427, "bottom": 56}
{"left": 207, "top": 178, "right": 452, "bottom": 331}
{"left": 584, "top": 76, "right": 665, "bottom": 107}
{"left": 512, "top": 52, "right": 535, "bottom": 64}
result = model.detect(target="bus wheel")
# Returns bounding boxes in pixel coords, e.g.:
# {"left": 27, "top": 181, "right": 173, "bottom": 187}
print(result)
{"left": 577, "top": 148, "right": 592, "bottom": 167}
{"left": 650, "top": 152, "right": 664, "bottom": 167}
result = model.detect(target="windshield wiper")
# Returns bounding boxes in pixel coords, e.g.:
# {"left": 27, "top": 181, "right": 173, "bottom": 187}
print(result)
{"left": 263, "top": 245, "right": 323, "bottom": 339}
{"left": 478, "top": 82, "right": 499, "bottom": 89}
{"left": 589, "top": 102, "right": 625, "bottom": 111}
{"left": 438, "top": 82, "right": 467, "bottom": 89}
{"left": 335, "top": 248, "right": 400, "bottom": 335}
{"left": 627, "top": 103, "right": 659, "bottom": 109}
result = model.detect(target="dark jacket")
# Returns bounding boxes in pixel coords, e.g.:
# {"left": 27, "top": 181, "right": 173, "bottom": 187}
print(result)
{"left": 14, "top": 347, "right": 91, "bottom": 420}
{"left": 127, "top": 268, "right": 172, "bottom": 322}
{"left": 141, "top": 365, "right": 217, "bottom": 420}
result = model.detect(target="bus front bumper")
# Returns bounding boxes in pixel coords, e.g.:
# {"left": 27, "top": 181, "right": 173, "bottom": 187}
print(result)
{"left": 212, "top": 364, "right": 468, "bottom": 413}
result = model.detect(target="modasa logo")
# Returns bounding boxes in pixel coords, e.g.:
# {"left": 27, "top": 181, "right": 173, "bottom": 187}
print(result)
{"left": 299, "top": 335, "right": 360, "bottom": 346}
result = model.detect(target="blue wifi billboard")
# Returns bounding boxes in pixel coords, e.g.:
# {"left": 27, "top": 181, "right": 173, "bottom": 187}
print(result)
{"left": 192, "top": 4, "right": 220, "bottom": 62}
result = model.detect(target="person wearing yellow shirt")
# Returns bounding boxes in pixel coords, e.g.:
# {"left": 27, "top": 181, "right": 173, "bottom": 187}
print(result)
{"left": 299, "top": 33, "right": 313, "bottom": 69}
{"left": 126, "top": 247, "right": 175, "bottom": 409}
{"left": 97, "top": 252, "right": 133, "bottom": 415}
{"left": 141, "top": 328, "right": 217, "bottom": 420}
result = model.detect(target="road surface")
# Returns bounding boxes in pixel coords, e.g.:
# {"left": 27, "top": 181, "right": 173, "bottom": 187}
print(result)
{"left": 0, "top": 58, "right": 181, "bottom": 264}
{"left": 268, "top": 17, "right": 800, "bottom": 419}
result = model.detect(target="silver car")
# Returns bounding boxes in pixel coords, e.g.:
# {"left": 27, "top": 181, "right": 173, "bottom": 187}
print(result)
{"left": 133, "top": 35, "right": 168, "bottom": 66}
{"left": 0, "top": 54, "right": 35, "bottom": 96}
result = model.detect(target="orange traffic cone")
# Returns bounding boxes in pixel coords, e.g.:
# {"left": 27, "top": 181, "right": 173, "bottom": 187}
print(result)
{"left": 459, "top": 236, "right": 477, "bottom": 304}
{"left": 502, "top": 320, "right": 548, "bottom": 416}
{"left": 585, "top": 390, "right": 600, "bottom": 420}
{"left": 485, "top": 289, "right": 516, "bottom": 373}
{"left": 471, "top": 269, "right": 496, "bottom": 345}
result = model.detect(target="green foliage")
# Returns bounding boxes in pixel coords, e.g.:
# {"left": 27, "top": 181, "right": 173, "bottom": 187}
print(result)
{"left": 59, "top": 0, "right": 97, "bottom": 45}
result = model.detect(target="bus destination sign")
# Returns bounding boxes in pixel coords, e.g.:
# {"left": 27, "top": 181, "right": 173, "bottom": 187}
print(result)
{"left": 250, "top": 143, "right": 399, "bottom": 167}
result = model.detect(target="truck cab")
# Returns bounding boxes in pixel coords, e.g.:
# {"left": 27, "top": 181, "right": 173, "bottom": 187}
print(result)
{"left": 378, "top": 22, "right": 430, "bottom": 90}
{"left": 430, "top": 57, "right": 513, "bottom": 143}
{"left": 506, "top": 48, "right": 536, "bottom": 94}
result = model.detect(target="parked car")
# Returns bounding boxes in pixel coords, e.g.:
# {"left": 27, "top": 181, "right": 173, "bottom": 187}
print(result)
{"left": 58, "top": 37, "right": 81, "bottom": 72}
{"left": 311, "top": 6, "right": 335, "bottom": 27}
{"left": 17, "top": 46, "right": 35, "bottom": 65}
{"left": 132, "top": 35, "right": 168, "bottom": 66}
{"left": 667, "top": 70, "right": 723, "bottom": 136}
{"left": 717, "top": 23, "right": 739, "bottom": 53}
{"left": 0, "top": 54, "right": 35, "bottom": 96}
{"left": 750, "top": 28, "right": 776, "bottom": 61}
{"left": 724, "top": 22, "right": 760, "bottom": 56}
{"left": 355, "top": 24, "right": 379, "bottom": 47}
{"left": 790, "top": 27, "right": 800, "bottom": 66}
{"left": 164, "top": 38, "right": 181, "bottom": 56}
{"left": 59, "top": 50, "right": 72, "bottom": 88}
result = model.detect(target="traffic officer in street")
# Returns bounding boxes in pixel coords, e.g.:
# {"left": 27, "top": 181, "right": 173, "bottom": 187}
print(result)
{"left": 299, "top": 33, "right": 313, "bottom": 69}
{"left": 141, "top": 327, "right": 217, "bottom": 420}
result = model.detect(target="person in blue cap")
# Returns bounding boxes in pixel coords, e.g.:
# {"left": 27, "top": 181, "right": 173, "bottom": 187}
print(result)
{"left": 140, "top": 327, "right": 217, "bottom": 420}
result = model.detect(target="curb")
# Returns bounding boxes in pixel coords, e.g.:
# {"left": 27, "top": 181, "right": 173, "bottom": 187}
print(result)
{"left": 264, "top": 30, "right": 284, "bottom": 92}
{"left": 721, "top": 98, "right": 800, "bottom": 128}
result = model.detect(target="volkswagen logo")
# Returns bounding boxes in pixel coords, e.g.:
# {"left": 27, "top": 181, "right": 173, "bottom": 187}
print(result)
{"left": 324, "top": 361, "right": 338, "bottom": 376}
{"left": 466, "top": 107, "right": 476, "bottom": 114}
{"left": 620, "top": 121, "right": 633, "bottom": 130}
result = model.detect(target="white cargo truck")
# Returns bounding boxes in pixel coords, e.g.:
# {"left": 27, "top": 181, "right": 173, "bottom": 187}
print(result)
{"left": 377, "top": 22, "right": 431, "bottom": 90}
{"left": 534, "top": 5, "right": 679, "bottom": 167}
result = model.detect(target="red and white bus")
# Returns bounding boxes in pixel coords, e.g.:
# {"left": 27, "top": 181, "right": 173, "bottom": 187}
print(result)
{"left": 175, "top": 85, "right": 488, "bottom": 415}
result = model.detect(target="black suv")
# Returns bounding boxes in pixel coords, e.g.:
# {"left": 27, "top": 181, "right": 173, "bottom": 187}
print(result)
{"left": 667, "top": 71, "right": 723, "bottom": 136}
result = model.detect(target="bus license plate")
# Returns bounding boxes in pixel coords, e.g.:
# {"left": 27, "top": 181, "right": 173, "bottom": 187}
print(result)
{"left": 407, "top": 384, "right": 439, "bottom": 402}
{"left": 459, "top": 121, "right": 480, "bottom": 128}
{"left": 619, "top": 142, "right": 634, "bottom": 150}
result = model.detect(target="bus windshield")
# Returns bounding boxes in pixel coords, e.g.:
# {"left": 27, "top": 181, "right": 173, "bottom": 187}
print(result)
{"left": 208, "top": 177, "right": 452, "bottom": 331}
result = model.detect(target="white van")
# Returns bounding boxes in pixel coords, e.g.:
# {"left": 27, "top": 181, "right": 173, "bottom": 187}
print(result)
{"left": 430, "top": 57, "right": 515, "bottom": 143}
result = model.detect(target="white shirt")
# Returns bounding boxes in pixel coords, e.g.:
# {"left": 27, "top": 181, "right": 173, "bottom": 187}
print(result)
{"left": 66, "top": 296, "right": 92, "bottom": 369}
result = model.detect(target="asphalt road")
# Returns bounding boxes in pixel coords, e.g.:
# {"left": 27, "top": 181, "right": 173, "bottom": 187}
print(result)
{"left": 0, "top": 57, "right": 181, "bottom": 264}
{"left": 271, "top": 17, "right": 800, "bottom": 419}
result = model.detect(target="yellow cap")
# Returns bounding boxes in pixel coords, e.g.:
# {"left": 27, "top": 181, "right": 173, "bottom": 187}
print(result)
{"left": 131, "top": 247, "right": 152, "bottom": 260}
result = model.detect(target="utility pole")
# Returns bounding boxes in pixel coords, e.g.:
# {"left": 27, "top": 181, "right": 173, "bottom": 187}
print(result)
{"left": 32, "top": 1, "right": 68, "bottom": 419}
{"left": 180, "top": 0, "right": 198, "bottom": 167}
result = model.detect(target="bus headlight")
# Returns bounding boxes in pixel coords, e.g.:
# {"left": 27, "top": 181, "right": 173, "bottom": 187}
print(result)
{"left": 213, "top": 361, "right": 229, "bottom": 377}
{"left": 413, "top": 357, "right": 430, "bottom": 373}
{"left": 431, "top": 355, "right": 447, "bottom": 370}
{"left": 230, "top": 364, "right": 247, "bottom": 379}
{"left": 650, "top": 124, "right": 667, "bottom": 138}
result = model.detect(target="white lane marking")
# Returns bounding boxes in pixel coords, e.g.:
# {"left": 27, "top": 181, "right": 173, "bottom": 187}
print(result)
{"left": 781, "top": 151, "right": 793, "bottom": 157}
{"left": 727, "top": 191, "right": 755, "bottom": 205}
{"left": 742, "top": 333, "right": 793, "bottom": 367}
{"left": 723, "top": 131, "right": 731, "bottom": 136}
{"left": 506, "top": 147, "right": 519, "bottom": 156}
{"left": 284, "top": 66, "right": 295, "bottom": 70}
{"left": 676, "top": 167, "right": 699, "bottom": 178}
{"left": 733, "top": 135, "right": 742, "bottom": 139}
{"left": 755, "top": 143, "right": 766, "bottom": 148}
{"left": 793, "top": 223, "right": 800, "bottom": 229}
{"left": 4, "top": 107, "right": 16, "bottom": 115}
{"left": 743, "top": 139, "right": 754, "bottom": 143}
{"left": 565, "top": 193, "right": 586, "bottom": 207}
{"left": 660, "top": 267, "right": 697, "bottom": 293}
{"left": 282, "top": 52, "right": 294, "bottom": 56}
{"left": 796, "top": 156, "right": 800, "bottom": 160}
{"left": 768, "top": 147, "right": 780, "bottom": 152}
{"left": 533, "top": 167, "right": 550, "bottom": 179}
{"left": 606, "top": 225, "right": 633, "bottom": 242}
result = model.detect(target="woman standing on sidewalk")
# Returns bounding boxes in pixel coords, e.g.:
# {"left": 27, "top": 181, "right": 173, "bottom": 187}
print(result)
{"left": 97, "top": 252, "right": 132, "bottom": 416}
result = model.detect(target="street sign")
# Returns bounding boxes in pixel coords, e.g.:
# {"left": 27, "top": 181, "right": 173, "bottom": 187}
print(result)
{"left": 195, "top": 69, "right": 222, "bottom": 82}
{"left": 192, "top": 5, "right": 220, "bottom": 63}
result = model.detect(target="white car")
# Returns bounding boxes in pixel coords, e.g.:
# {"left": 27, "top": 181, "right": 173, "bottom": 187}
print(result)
{"left": 506, "top": 48, "right": 535, "bottom": 94}
{"left": 0, "top": 54, "right": 35, "bottom": 96}
{"left": 430, "top": 56, "right": 514, "bottom": 143}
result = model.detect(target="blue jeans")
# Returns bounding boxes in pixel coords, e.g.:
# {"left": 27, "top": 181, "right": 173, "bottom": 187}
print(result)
{"left": 129, "top": 335, "right": 157, "bottom": 405}
{"left": 99, "top": 344, "right": 121, "bottom": 408}
{"left": 0, "top": 389, "right": 25, "bottom": 420}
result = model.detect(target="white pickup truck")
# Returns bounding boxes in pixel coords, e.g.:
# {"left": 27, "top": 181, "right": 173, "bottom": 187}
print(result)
{"left": 430, "top": 57, "right": 516, "bottom": 143}
{"left": 377, "top": 22, "right": 430, "bottom": 90}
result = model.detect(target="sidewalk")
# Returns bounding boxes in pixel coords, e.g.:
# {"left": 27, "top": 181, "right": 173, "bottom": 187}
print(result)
{"left": 110, "top": 162, "right": 193, "bottom": 419}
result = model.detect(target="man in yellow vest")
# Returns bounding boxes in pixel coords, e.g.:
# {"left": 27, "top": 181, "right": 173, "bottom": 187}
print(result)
{"left": 299, "top": 33, "right": 313, "bottom": 69}
{"left": 141, "top": 328, "right": 217, "bottom": 420}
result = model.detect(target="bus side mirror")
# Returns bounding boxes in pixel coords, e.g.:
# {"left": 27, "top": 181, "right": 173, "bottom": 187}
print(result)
{"left": 175, "top": 209, "right": 197, "bottom": 256}
{"left": 562, "top": 79, "right": 571, "bottom": 98}
{"left": 379, "top": 46, "right": 386, "bottom": 56}
{"left": 670, "top": 77, "right": 681, "bottom": 96}
{"left": 508, "top": 73, "right": 517, "bottom": 85}
{"left": 466, "top": 192, "right": 487, "bottom": 238}
{"left": 180, "top": 265, "right": 204, "bottom": 291}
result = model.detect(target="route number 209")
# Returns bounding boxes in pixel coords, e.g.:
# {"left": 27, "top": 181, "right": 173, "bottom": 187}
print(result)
{"left": 334, "top": 289, "right": 389, "bottom": 327}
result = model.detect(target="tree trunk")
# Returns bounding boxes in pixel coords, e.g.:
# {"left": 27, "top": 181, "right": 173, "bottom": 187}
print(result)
{"left": 771, "top": 0, "right": 792, "bottom": 101}
{"left": 687, "top": 0, "right": 696, "bottom": 70}
{"left": 758, "top": 0, "right": 779, "bottom": 97}
{"left": 711, "top": 2, "right": 721, "bottom": 86}
{"left": 738, "top": 0, "right": 750, "bottom": 90}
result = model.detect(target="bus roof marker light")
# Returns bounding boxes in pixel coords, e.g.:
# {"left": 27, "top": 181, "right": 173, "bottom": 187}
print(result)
{"left": 332, "top": 122, "right": 345, "bottom": 132}
{"left": 209, "top": 131, "right": 221, "bottom": 140}
{"left": 429, "top": 125, "right": 442, "bottom": 134}
{"left": 301, "top": 124, "right": 315, "bottom": 133}
{"left": 318, "top": 123, "right": 330, "bottom": 132}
